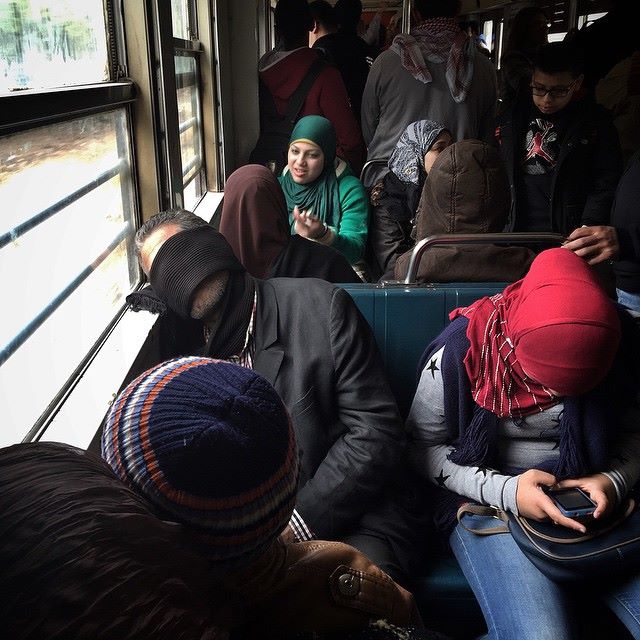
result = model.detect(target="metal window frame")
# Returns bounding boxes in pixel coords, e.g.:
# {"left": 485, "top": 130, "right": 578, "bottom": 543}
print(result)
{"left": 0, "top": 0, "right": 143, "bottom": 440}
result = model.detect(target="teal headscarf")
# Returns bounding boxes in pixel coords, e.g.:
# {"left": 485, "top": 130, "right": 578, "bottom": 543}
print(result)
{"left": 279, "top": 115, "right": 342, "bottom": 229}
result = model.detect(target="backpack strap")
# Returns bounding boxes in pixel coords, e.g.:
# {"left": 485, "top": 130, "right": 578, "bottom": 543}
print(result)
{"left": 284, "top": 58, "right": 327, "bottom": 124}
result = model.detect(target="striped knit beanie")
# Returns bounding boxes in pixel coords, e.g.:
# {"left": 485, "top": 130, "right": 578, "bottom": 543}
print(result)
{"left": 102, "top": 357, "right": 298, "bottom": 567}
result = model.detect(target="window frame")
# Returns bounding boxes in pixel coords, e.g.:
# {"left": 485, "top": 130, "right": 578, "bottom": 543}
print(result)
{"left": 0, "top": 0, "right": 142, "bottom": 443}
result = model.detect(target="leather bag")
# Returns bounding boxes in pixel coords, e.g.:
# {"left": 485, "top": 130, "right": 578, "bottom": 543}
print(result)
{"left": 456, "top": 499, "right": 640, "bottom": 583}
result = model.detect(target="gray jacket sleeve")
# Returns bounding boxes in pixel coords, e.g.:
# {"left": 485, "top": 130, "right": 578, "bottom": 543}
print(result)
{"left": 406, "top": 346, "right": 519, "bottom": 513}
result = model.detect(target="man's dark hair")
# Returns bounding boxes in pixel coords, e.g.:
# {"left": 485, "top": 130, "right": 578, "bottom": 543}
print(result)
{"left": 334, "top": 0, "right": 362, "bottom": 33}
{"left": 533, "top": 42, "right": 585, "bottom": 78}
{"left": 274, "top": 0, "right": 313, "bottom": 46}
{"left": 414, "top": 0, "right": 461, "bottom": 19}
{"left": 309, "top": 0, "right": 337, "bottom": 32}
{"left": 134, "top": 209, "right": 208, "bottom": 256}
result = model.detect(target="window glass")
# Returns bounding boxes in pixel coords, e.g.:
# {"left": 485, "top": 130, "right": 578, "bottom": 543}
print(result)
{"left": 175, "top": 53, "right": 205, "bottom": 211}
{"left": 171, "top": 0, "right": 190, "bottom": 39}
{"left": 0, "top": 0, "right": 109, "bottom": 93}
{"left": 0, "top": 109, "right": 138, "bottom": 445}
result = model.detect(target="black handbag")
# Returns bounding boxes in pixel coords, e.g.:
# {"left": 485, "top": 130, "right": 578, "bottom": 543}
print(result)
{"left": 456, "top": 499, "right": 640, "bottom": 583}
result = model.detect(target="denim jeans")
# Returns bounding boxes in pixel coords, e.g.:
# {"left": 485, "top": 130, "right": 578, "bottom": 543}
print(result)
{"left": 617, "top": 289, "right": 640, "bottom": 313}
{"left": 451, "top": 514, "right": 640, "bottom": 640}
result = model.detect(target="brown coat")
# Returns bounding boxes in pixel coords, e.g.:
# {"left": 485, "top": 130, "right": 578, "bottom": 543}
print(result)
{"left": 394, "top": 140, "right": 535, "bottom": 283}
{"left": 223, "top": 538, "right": 420, "bottom": 637}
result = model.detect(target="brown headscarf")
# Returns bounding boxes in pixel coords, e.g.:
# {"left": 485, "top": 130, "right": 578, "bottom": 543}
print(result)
{"left": 220, "top": 165, "right": 290, "bottom": 279}
{"left": 394, "top": 140, "right": 535, "bottom": 282}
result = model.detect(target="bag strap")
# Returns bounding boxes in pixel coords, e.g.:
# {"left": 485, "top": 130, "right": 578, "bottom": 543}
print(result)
{"left": 284, "top": 58, "right": 327, "bottom": 124}
{"left": 456, "top": 503, "right": 510, "bottom": 535}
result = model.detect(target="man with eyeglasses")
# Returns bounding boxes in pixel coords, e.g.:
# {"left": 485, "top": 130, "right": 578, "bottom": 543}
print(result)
{"left": 496, "top": 42, "right": 622, "bottom": 264}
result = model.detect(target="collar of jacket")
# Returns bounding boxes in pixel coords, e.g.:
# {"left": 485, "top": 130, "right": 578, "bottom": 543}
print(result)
{"left": 252, "top": 280, "right": 284, "bottom": 385}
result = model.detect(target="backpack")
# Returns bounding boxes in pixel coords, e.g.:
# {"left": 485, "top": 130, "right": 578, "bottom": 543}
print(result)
{"left": 249, "top": 58, "right": 326, "bottom": 174}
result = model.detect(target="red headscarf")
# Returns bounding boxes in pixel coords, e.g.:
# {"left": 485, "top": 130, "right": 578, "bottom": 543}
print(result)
{"left": 451, "top": 248, "right": 621, "bottom": 417}
{"left": 219, "top": 165, "right": 291, "bottom": 278}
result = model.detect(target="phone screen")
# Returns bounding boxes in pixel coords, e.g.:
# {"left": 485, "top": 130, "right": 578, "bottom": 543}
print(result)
{"left": 551, "top": 489, "right": 594, "bottom": 510}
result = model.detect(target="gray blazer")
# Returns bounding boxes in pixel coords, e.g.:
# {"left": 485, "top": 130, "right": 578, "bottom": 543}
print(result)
{"left": 253, "top": 277, "right": 405, "bottom": 540}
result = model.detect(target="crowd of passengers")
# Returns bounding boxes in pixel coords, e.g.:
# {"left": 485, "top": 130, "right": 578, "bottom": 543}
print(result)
{"left": 4, "top": 1, "right": 640, "bottom": 639}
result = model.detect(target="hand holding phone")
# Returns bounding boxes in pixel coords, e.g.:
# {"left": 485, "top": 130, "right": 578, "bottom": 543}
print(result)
{"left": 544, "top": 487, "right": 597, "bottom": 518}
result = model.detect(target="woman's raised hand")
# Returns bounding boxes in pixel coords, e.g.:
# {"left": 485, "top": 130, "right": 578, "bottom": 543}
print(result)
{"left": 292, "top": 205, "right": 327, "bottom": 240}
{"left": 515, "top": 469, "right": 587, "bottom": 533}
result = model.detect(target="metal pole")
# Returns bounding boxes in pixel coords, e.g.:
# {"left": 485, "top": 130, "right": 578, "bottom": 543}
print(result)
{"left": 401, "top": 0, "right": 411, "bottom": 34}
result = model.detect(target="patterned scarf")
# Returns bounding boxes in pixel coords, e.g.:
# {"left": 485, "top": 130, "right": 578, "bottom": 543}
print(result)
{"left": 391, "top": 17, "right": 475, "bottom": 103}
{"left": 388, "top": 119, "right": 449, "bottom": 186}
{"left": 450, "top": 248, "right": 621, "bottom": 418}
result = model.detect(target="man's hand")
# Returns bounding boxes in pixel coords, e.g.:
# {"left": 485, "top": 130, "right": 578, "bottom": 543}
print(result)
{"left": 563, "top": 226, "right": 619, "bottom": 265}
{"left": 516, "top": 469, "right": 586, "bottom": 533}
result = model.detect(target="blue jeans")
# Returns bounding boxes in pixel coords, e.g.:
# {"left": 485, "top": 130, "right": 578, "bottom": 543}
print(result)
{"left": 451, "top": 514, "right": 640, "bottom": 640}
{"left": 617, "top": 289, "right": 640, "bottom": 313}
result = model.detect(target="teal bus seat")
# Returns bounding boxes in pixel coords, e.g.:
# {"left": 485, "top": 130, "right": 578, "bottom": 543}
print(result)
{"left": 343, "top": 281, "right": 506, "bottom": 639}
{"left": 342, "top": 282, "right": 507, "bottom": 418}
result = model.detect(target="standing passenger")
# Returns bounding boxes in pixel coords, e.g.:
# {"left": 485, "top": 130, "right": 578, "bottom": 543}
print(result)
{"left": 220, "top": 164, "right": 359, "bottom": 282}
{"left": 368, "top": 119, "right": 452, "bottom": 279}
{"left": 496, "top": 42, "right": 622, "bottom": 238}
{"left": 308, "top": 0, "right": 370, "bottom": 126}
{"left": 258, "top": 0, "right": 364, "bottom": 173}
{"left": 499, "top": 6, "right": 549, "bottom": 111}
{"left": 360, "top": 0, "right": 497, "bottom": 186}
{"left": 279, "top": 115, "right": 369, "bottom": 267}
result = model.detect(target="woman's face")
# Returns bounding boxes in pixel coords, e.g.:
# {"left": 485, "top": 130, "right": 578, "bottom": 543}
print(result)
{"left": 287, "top": 141, "right": 325, "bottom": 184}
{"left": 423, "top": 131, "right": 453, "bottom": 174}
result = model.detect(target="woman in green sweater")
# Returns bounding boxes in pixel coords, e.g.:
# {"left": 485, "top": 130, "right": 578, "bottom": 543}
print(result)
{"left": 279, "top": 115, "right": 369, "bottom": 266}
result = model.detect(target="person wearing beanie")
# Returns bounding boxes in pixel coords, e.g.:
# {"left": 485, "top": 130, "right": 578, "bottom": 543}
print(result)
{"left": 129, "top": 209, "right": 424, "bottom": 586}
{"left": 1, "top": 441, "right": 229, "bottom": 640}
{"left": 102, "top": 357, "right": 420, "bottom": 636}
{"left": 406, "top": 248, "right": 640, "bottom": 638}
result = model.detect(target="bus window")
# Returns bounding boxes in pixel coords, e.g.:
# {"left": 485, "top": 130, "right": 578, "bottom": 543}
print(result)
{"left": 0, "top": 0, "right": 138, "bottom": 446}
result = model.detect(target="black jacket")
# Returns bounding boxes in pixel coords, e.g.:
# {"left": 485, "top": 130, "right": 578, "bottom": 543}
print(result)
{"left": 612, "top": 151, "right": 640, "bottom": 292}
{"left": 313, "top": 32, "right": 371, "bottom": 124}
{"left": 496, "top": 94, "right": 623, "bottom": 235}
{"left": 252, "top": 278, "right": 404, "bottom": 540}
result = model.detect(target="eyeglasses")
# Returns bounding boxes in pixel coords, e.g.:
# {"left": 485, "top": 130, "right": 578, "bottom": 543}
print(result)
{"left": 530, "top": 79, "right": 577, "bottom": 99}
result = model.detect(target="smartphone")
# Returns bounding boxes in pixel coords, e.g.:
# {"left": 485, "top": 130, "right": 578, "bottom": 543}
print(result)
{"left": 545, "top": 487, "right": 597, "bottom": 518}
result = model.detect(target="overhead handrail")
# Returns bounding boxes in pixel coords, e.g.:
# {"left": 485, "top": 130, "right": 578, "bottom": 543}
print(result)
{"left": 403, "top": 232, "right": 566, "bottom": 285}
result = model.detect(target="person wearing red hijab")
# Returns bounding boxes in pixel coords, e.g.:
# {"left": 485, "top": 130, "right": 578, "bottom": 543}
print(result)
{"left": 219, "top": 165, "right": 359, "bottom": 283}
{"left": 407, "top": 248, "right": 640, "bottom": 639}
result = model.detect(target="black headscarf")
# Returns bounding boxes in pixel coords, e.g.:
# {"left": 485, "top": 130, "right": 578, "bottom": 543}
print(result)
{"left": 149, "top": 226, "right": 255, "bottom": 360}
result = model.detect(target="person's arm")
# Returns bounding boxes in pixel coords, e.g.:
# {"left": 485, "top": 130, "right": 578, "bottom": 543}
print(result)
{"left": 294, "top": 287, "right": 405, "bottom": 539}
{"left": 316, "top": 67, "right": 365, "bottom": 175}
{"left": 370, "top": 184, "right": 412, "bottom": 277}
{"left": 580, "top": 116, "right": 623, "bottom": 227}
{"left": 315, "top": 175, "right": 368, "bottom": 265}
{"left": 361, "top": 57, "right": 382, "bottom": 147}
{"left": 406, "top": 346, "right": 520, "bottom": 513}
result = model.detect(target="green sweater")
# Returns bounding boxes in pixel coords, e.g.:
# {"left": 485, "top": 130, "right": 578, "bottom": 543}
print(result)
{"left": 330, "top": 167, "right": 369, "bottom": 264}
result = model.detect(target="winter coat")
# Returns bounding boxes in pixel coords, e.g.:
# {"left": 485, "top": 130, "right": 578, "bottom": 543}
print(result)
{"left": 394, "top": 140, "right": 535, "bottom": 283}
{"left": 496, "top": 94, "right": 623, "bottom": 235}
